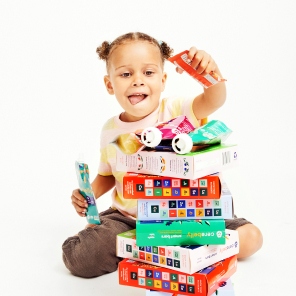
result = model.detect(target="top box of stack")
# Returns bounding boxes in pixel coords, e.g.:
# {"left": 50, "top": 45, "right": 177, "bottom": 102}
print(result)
{"left": 116, "top": 144, "right": 238, "bottom": 180}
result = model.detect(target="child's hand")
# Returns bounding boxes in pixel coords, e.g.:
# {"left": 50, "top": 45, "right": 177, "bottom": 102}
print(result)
{"left": 71, "top": 188, "right": 88, "bottom": 217}
{"left": 176, "top": 47, "right": 217, "bottom": 75}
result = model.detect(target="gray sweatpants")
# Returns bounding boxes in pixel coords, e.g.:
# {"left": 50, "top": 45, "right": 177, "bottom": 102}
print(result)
{"left": 62, "top": 207, "right": 250, "bottom": 278}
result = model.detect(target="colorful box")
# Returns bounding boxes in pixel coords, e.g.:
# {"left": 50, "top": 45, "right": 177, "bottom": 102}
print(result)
{"left": 116, "top": 144, "right": 238, "bottom": 180}
{"left": 123, "top": 172, "right": 221, "bottom": 199}
{"left": 145, "top": 278, "right": 235, "bottom": 295}
{"left": 136, "top": 219, "right": 226, "bottom": 246}
{"left": 118, "top": 255, "right": 237, "bottom": 296}
{"left": 137, "top": 184, "right": 233, "bottom": 220}
{"left": 116, "top": 229, "right": 239, "bottom": 274}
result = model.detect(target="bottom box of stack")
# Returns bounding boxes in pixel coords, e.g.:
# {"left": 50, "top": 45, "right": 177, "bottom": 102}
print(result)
{"left": 145, "top": 278, "right": 235, "bottom": 296}
{"left": 116, "top": 229, "right": 239, "bottom": 274}
{"left": 118, "top": 255, "right": 237, "bottom": 296}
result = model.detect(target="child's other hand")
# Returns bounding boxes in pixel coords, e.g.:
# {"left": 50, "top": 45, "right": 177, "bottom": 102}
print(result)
{"left": 176, "top": 47, "right": 216, "bottom": 75}
{"left": 84, "top": 224, "right": 97, "bottom": 229}
{"left": 71, "top": 188, "right": 88, "bottom": 217}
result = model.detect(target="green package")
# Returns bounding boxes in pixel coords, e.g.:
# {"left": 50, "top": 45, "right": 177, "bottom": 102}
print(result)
{"left": 136, "top": 219, "right": 225, "bottom": 246}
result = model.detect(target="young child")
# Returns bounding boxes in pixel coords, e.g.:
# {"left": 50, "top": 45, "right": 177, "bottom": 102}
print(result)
{"left": 62, "top": 32, "right": 263, "bottom": 278}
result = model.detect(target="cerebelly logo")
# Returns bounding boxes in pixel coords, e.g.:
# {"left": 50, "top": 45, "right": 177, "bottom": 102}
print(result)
{"left": 216, "top": 231, "right": 222, "bottom": 238}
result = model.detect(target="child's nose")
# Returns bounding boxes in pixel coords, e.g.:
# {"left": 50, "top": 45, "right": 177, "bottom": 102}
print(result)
{"left": 132, "top": 74, "right": 145, "bottom": 86}
{"left": 133, "top": 81, "right": 144, "bottom": 86}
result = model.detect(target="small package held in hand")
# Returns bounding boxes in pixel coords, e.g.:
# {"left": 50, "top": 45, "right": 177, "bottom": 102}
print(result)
{"left": 75, "top": 160, "right": 101, "bottom": 225}
{"left": 168, "top": 50, "right": 226, "bottom": 88}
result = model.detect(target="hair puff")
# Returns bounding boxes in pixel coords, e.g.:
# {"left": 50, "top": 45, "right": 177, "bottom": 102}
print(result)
{"left": 96, "top": 41, "right": 111, "bottom": 61}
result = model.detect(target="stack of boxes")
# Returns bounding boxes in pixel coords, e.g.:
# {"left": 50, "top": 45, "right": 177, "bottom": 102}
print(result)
{"left": 115, "top": 132, "right": 240, "bottom": 296}
{"left": 114, "top": 50, "right": 239, "bottom": 295}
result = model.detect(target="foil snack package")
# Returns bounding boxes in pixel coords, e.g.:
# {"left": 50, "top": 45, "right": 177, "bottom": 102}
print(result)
{"left": 113, "top": 115, "right": 195, "bottom": 154}
{"left": 75, "top": 161, "right": 101, "bottom": 225}
{"left": 172, "top": 120, "right": 232, "bottom": 154}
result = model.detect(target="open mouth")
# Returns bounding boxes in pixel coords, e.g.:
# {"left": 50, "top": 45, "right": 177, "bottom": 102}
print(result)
{"left": 128, "top": 93, "right": 148, "bottom": 105}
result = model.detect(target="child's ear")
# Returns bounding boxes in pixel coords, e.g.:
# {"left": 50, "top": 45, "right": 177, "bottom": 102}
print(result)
{"left": 104, "top": 75, "right": 114, "bottom": 95}
{"left": 161, "top": 72, "right": 167, "bottom": 92}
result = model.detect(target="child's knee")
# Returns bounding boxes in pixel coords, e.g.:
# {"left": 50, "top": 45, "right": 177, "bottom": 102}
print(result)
{"left": 248, "top": 224, "right": 263, "bottom": 250}
{"left": 244, "top": 224, "right": 263, "bottom": 247}
{"left": 237, "top": 223, "right": 263, "bottom": 258}
{"left": 62, "top": 228, "right": 119, "bottom": 278}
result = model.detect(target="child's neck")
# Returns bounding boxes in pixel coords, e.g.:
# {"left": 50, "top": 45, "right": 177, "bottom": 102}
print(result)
{"left": 120, "top": 112, "right": 145, "bottom": 123}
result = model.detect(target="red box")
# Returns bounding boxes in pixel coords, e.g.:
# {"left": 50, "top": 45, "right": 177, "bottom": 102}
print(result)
{"left": 118, "top": 255, "right": 237, "bottom": 296}
{"left": 123, "top": 173, "right": 221, "bottom": 199}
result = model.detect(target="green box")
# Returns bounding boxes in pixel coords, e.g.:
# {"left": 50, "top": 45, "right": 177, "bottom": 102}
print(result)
{"left": 136, "top": 219, "right": 225, "bottom": 246}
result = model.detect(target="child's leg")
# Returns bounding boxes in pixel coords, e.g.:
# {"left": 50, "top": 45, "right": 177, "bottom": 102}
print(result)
{"left": 225, "top": 217, "right": 263, "bottom": 259}
{"left": 62, "top": 208, "right": 136, "bottom": 278}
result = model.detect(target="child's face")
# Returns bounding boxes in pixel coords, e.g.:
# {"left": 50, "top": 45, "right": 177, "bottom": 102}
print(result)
{"left": 104, "top": 41, "right": 167, "bottom": 122}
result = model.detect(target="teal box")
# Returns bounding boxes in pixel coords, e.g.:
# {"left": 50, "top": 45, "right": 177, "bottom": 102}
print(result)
{"left": 136, "top": 219, "right": 225, "bottom": 246}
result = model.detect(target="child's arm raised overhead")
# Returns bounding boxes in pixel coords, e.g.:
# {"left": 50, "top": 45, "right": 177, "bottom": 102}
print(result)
{"left": 177, "top": 47, "right": 227, "bottom": 120}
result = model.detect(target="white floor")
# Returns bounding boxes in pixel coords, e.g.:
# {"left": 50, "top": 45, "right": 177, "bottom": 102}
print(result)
{"left": 1, "top": 1, "right": 296, "bottom": 295}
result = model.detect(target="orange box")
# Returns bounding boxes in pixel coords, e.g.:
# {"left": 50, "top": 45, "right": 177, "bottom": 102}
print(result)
{"left": 123, "top": 173, "right": 221, "bottom": 199}
{"left": 118, "top": 255, "right": 237, "bottom": 296}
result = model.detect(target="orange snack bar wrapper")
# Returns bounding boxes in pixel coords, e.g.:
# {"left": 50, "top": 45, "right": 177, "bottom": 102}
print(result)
{"left": 168, "top": 50, "right": 226, "bottom": 89}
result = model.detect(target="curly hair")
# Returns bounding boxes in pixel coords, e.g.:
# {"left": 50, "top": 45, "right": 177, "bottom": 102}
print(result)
{"left": 96, "top": 32, "right": 174, "bottom": 69}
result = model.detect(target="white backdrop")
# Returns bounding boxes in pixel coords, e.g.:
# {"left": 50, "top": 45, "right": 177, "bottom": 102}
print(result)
{"left": 1, "top": 1, "right": 296, "bottom": 295}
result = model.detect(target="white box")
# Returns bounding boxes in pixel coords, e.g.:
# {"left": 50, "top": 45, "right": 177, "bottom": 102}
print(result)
{"left": 116, "top": 229, "right": 239, "bottom": 274}
{"left": 137, "top": 180, "right": 234, "bottom": 220}
{"left": 116, "top": 144, "right": 238, "bottom": 180}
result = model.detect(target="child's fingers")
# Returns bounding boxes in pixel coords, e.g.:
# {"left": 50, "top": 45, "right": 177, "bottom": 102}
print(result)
{"left": 175, "top": 67, "right": 184, "bottom": 74}
{"left": 187, "top": 46, "right": 198, "bottom": 62}
{"left": 71, "top": 199, "right": 87, "bottom": 217}
{"left": 204, "top": 59, "right": 216, "bottom": 74}
{"left": 85, "top": 224, "right": 97, "bottom": 229}
{"left": 187, "top": 48, "right": 216, "bottom": 75}
{"left": 190, "top": 50, "right": 207, "bottom": 72}
{"left": 71, "top": 189, "right": 88, "bottom": 216}
{"left": 72, "top": 189, "right": 88, "bottom": 205}
{"left": 195, "top": 54, "right": 211, "bottom": 74}
{"left": 72, "top": 194, "right": 88, "bottom": 208}
{"left": 77, "top": 210, "right": 86, "bottom": 217}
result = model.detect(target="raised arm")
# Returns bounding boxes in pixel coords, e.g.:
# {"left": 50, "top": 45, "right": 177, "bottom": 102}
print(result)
{"left": 177, "top": 47, "right": 227, "bottom": 120}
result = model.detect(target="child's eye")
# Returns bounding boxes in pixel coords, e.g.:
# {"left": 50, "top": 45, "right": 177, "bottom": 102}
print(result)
{"left": 121, "top": 72, "right": 131, "bottom": 77}
{"left": 145, "top": 71, "right": 154, "bottom": 76}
